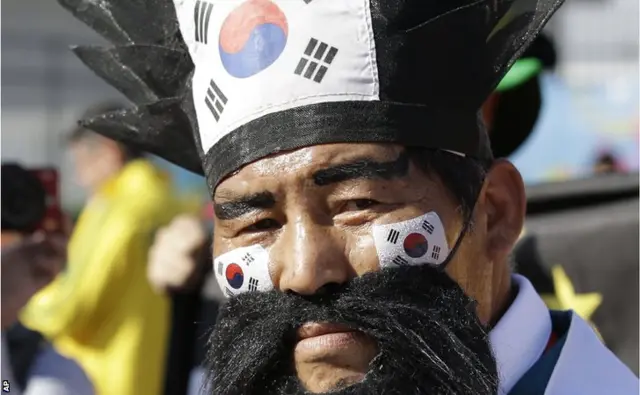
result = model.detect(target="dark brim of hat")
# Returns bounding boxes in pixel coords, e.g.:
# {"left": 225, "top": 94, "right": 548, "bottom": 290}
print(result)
{"left": 202, "top": 100, "right": 491, "bottom": 190}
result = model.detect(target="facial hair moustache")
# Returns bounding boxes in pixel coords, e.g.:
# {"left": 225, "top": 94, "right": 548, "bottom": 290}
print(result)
{"left": 205, "top": 265, "right": 499, "bottom": 395}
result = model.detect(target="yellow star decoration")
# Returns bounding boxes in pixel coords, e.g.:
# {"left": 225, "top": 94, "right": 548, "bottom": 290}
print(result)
{"left": 541, "top": 265, "right": 604, "bottom": 341}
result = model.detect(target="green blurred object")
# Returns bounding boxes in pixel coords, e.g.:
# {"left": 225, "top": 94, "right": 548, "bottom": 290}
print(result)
{"left": 497, "top": 58, "right": 543, "bottom": 92}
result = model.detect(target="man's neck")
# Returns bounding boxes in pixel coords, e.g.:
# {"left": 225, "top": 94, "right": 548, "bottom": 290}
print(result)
{"left": 488, "top": 270, "right": 515, "bottom": 329}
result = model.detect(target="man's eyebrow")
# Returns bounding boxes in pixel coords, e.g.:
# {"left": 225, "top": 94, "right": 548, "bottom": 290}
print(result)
{"left": 213, "top": 191, "right": 276, "bottom": 220}
{"left": 312, "top": 150, "right": 410, "bottom": 186}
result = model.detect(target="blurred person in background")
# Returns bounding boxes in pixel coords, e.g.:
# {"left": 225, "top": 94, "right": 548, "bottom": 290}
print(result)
{"left": 482, "top": 34, "right": 556, "bottom": 159}
{"left": 2, "top": 164, "right": 55, "bottom": 323}
{"left": 1, "top": 163, "right": 93, "bottom": 395}
{"left": 20, "top": 102, "right": 180, "bottom": 395}
{"left": 593, "top": 150, "right": 623, "bottom": 175}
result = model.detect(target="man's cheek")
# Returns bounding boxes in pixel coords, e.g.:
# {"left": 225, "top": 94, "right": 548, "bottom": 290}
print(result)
{"left": 213, "top": 244, "right": 274, "bottom": 297}
{"left": 346, "top": 234, "right": 382, "bottom": 275}
{"left": 372, "top": 211, "right": 450, "bottom": 269}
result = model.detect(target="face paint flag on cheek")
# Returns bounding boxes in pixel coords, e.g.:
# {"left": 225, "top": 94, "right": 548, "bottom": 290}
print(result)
{"left": 372, "top": 212, "right": 450, "bottom": 269}
{"left": 213, "top": 244, "right": 273, "bottom": 297}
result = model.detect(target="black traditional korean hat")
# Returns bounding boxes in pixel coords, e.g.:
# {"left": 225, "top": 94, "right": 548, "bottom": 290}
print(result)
{"left": 61, "top": 0, "right": 564, "bottom": 194}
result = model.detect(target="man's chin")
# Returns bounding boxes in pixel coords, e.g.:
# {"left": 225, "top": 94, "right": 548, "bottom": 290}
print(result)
{"left": 297, "top": 365, "right": 368, "bottom": 394}
{"left": 294, "top": 331, "right": 378, "bottom": 393}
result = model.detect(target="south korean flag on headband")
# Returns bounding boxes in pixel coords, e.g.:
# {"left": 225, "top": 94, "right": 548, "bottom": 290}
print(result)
{"left": 171, "top": 0, "right": 379, "bottom": 154}
{"left": 213, "top": 244, "right": 274, "bottom": 297}
{"left": 372, "top": 212, "right": 449, "bottom": 269}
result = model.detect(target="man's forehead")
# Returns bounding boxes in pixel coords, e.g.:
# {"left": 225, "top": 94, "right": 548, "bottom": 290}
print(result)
{"left": 214, "top": 143, "right": 406, "bottom": 197}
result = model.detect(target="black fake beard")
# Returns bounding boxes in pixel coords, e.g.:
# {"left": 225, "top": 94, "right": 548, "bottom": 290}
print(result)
{"left": 205, "top": 265, "right": 498, "bottom": 395}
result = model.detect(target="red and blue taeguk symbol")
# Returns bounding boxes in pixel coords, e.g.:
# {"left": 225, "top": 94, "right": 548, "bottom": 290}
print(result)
{"left": 403, "top": 233, "right": 429, "bottom": 258}
{"left": 225, "top": 263, "right": 244, "bottom": 289}
{"left": 219, "top": 0, "right": 288, "bottom": 78}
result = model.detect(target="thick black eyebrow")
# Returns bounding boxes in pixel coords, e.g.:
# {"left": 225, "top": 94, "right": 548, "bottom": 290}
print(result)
{"left": 213, "top": 191, "right": 276, "bottom": 220}
{"left": 312, "top": 150, "right": 410, "bottom": 186}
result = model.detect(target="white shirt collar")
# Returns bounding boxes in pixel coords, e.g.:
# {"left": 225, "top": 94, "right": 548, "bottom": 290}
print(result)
{"left": 490, "top": 274, "right": 552, "bottom": 395}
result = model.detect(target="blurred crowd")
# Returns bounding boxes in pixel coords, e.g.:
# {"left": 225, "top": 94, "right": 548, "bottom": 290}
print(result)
{"left": 1, "top": 30, "right": 638, "bottom": 395}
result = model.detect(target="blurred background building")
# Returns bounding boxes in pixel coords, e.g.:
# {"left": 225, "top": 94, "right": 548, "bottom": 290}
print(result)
{"left": 2, "top": 0, "right": 638, "bottom": 212}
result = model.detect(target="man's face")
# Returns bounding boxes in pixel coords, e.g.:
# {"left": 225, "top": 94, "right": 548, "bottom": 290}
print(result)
{"left": 210, "top": 143, "right": 525, "bottom": 394}
{"left": 69, "top": 136, "right": 123, "bottom": 194}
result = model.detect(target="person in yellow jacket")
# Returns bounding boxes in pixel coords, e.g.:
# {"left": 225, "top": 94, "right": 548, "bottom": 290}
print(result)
{"left": 21, "top": 103, "right": 177, "bottom": 395}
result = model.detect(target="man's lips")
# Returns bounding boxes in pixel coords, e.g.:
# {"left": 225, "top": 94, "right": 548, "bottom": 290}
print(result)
{"left": 297, "top": 322, "right": 354, "bottom": 340}
{"left": 295, "top": 322, "right": 362, "bottom": 353}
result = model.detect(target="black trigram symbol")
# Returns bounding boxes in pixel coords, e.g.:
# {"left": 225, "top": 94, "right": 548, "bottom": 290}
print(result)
{"left": 194, "top": 0, "right": 214, "bottom": 44}
{"left": 422, "top": 220, "right": 435, "bottom": 235}
{"left": 224, "top": 287, "right": 234, "bottom": 297}
{"left": 302, "top": 0, "right": 314, "bottom": 3}
{"left": 392, "top": 255, "right": 409, "bottom": 266}
{"left": 217, "top": 261, "right": 224, "bottom": 276}
{"left": 242, "top": 253, "right": 255, "bottom": 265}
{"left": 248, "top": 277, "right": 259, "bottom": 291}
{"left": 204, "top": 78, "right": 228, "bottom": 121}
{"left": 431, "top": 245, "right": 441, "bottom": 260}
{"left": 387, "top": 229, "right": 400, "bottom": 244}
{"left": 294, "top": 38, "right": 339, "bottom": 83}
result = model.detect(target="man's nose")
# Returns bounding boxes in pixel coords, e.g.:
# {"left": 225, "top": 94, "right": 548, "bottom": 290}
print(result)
{"left": 272, "top": 215, "right": 353, "bottom": 295}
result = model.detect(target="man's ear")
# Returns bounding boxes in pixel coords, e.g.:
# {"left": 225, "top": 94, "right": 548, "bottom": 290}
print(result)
{"left": 480, "top": 159, "right": 526, "bottom": 260}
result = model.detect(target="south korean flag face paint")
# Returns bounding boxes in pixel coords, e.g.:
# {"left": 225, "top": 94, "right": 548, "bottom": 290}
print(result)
{"left": 372, "top": 212, "right": 449, "bottom": 268}
{"left": 213, "top": 245, "right": 273, "bottom": 298}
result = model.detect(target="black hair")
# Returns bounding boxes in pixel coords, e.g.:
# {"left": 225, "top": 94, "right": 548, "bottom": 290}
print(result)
{"left": 488, "top": 34, "right": 555, "bottom": 158}
{"left": 1, "top": 163, "right": 47, "bottom": 233}
{"left": 595, "top": 152, "right": 617, "bottom": 166}
{"left": 69, "top": 127, "right": 145, "bottom": 163}
{"left": 524, "top": 33, "right": 557, "bottom": 71}
{"left": 408, "top": 148, "right": 492, "bottom": 219}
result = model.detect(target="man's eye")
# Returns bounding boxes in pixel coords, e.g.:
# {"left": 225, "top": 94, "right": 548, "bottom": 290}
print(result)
{"left": 244, "top": 218, "right": 281, "bottom": 232}
{"left": 345, "top": 199, "right": 380, "bottom": 211}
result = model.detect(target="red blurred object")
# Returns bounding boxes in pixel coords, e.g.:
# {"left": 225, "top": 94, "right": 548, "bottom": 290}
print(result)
{"left": 29, "top": 168, "right": 63, "bottom": 233}
{"left": 201, "top": 202, "right": 214, "bottom": 221}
